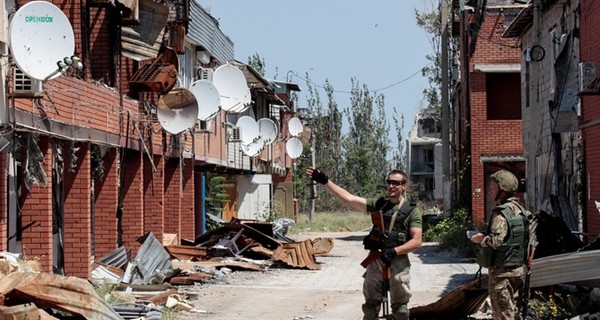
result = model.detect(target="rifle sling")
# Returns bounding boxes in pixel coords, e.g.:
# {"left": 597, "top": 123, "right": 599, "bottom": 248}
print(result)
{"left": 387, "top": 198, "right": 406, "bottom": 236}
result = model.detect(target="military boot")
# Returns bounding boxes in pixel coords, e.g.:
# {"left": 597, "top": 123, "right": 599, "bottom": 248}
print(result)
{"left": 361, "top": 299, "right": 381, "bottom": 320}
{"left": 391, "top": 303, "right": 409, "bottom": 320}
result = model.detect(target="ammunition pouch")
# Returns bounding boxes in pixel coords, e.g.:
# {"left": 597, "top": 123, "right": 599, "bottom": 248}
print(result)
{"left": 383, "top": 231, "right": 406, "bottom": 249}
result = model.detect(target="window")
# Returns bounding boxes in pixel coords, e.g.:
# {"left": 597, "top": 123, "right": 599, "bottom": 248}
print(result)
{"left": 486, "top": 72, "right": 521, "bottom": 120}
{"left": 425, "top": 177, "right": 434, "bottom": 192}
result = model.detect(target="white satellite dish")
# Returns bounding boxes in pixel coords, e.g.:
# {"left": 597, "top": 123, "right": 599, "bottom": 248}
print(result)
{"left": 257, "top": 118, "right": 278, "bottom": 145}
{"left": 286, "top": 137, "right": 303, "bottom": 159}
{"left": 241, "top": 140, "right": 264, "bottom": 157}
{"left": 212, "top": 64, "right": 251, "bottom": 112}
{"left": 190, "top": 79, "right": 220, "bottom": 121}
{"left": 156, "top": 88, "right": 198, "bottom": 134}
{"left": 288, "top": 117, "right": 304, "bottom": 137}
{"left": 9, "top": 1, "right": 75, "bottom": 80}
{"left": 236, "top": 116, "right": 260, "bottom": 145}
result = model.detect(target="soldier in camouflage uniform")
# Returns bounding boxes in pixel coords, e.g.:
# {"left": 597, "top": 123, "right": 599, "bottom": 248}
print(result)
{"left": 307, "top": 167, "right": 422, "bottom": 320}
{"left": 470, "top": 170, "right": 529, "bottom": 320}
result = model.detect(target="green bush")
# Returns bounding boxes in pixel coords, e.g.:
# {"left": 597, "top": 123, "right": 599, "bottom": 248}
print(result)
{"left": 423, "top": 207, "right": 476, "bottom": 256}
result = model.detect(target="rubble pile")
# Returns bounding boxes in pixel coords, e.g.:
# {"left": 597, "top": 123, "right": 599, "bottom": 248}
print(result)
{"left": 0, "top": 218, "right": 334, "bottom": 319}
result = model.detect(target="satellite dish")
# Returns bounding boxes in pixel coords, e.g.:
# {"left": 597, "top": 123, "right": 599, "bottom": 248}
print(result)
{"left": 236, "top": 116, "right": 260, "bottom": 145}
{"left": 286, "top": 137, "right": 303, "bottom": 159}
{"left": 257, "top": 118, "right": 278, "bottom": 145}
{"left": 212, "top": 64, "right": 251, "bottom": 112}
{"left": 9, "top": 1, "right": 75, "bottom": 80}
{"left": 241, "top": 140, "right": 265, "bottom": 157}
{"left": 190, "top": 80, "right": 220, "bottom": 121}
{"left": 156, "top": 88, "right": 198, "bottom": 134}
{"left": 288, "top": 117, "right": 304, "bottom": 137}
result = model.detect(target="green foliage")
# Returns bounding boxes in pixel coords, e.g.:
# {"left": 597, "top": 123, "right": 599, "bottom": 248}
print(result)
{"left": 528, "top": 291, "right": 578, "bottom": 319}
{"left": 247, "top": 52, "right": 266, "bottom": 77}
{"left": 288, "top": 211, "right": 372, "bottom": 234}
{"left": 94, "top": 282, "right": 129, "bottom": 305}
{"left": 423, "top": 207, "right": 476, "bottom": 256}
{"left": 341, "top": 78, "right": 390, "bottom": 197}
{"left": 205, "top": 176, "right": 233, "bottom": 215}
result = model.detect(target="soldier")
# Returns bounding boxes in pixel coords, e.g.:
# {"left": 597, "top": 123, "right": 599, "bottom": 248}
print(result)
{"left": 470, "top": 169, "right": 529, "bottom": 320}
{"left": 306, "top": 167, "right": 422, "bottom": 320}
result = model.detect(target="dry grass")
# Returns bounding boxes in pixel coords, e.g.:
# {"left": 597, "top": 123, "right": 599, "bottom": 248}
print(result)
{"left": 288, "top": 211, "right": 372, "bottom": 235}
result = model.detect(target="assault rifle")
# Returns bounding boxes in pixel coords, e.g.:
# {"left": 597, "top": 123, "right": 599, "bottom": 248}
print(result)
{"left": 360, "top": 211, "right": 386, "bottom": 268}
{"left": 360, "top": 211, "right": 393, "bottom": 319}
{"left": 521, "top": 212, "right": 539, "bottom": 320}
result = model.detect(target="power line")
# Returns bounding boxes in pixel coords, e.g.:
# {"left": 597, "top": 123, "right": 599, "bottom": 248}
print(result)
{"left": 290, "top": 62, "right": 432, "bottom": 94}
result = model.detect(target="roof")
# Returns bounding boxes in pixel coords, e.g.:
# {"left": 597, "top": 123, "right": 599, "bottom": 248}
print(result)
{"left": 501, "top": 4, "right": 533, "bottom": 38}
{"left": 230, "top": 60, "right": 285, "bottom": 105}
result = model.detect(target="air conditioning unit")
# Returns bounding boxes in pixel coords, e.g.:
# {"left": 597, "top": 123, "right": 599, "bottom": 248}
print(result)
{"left": 194, "top": 66, "right": 213, "bottom": 81}
{"left": 12, "top": 67, "right": 42, "bottom": 97}
{"left": 579, "top": 61, "right": 599, "bottom": 94}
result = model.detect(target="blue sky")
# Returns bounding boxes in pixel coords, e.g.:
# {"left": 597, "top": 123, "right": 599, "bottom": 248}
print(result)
{"left": 198, "top": 1, "right": 434, "bottom": 146}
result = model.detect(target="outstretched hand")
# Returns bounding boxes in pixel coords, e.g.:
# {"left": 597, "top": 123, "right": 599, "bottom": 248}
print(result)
{"left": 306, "top": 167, "right": 329, "bottom": 185}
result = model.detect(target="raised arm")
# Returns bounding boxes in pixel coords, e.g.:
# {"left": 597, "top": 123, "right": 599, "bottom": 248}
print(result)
{"left": 306, "top": 167, "right": 367, "bottom": 212}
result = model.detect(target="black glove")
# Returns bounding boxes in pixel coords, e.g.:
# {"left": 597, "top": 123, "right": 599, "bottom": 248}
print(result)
{"left": 380, "top": 248, "right": 397, "bottom": 266}
{"left": 310, "top": 168, "right": 329, "bottom": 185}
{"left": 362, "top": 235, "right": 381, "bottom": 251}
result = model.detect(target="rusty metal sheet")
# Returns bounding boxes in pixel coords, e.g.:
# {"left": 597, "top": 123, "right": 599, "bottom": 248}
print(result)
{"left": 0, "top": 303, "right": 59, "bottom": 319}
{"left": 0, "top": 272, "right": 122, "bottom": 319}
{"left": 272, "top": 240, "right": 320, "bottom": 270}
{"left": 165, "top": 245, "right": 208, "bottom": 261}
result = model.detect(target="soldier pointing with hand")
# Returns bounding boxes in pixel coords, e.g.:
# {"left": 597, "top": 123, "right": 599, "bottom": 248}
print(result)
{"left": 306, "top": 167, "right": 422, "bottom": 320}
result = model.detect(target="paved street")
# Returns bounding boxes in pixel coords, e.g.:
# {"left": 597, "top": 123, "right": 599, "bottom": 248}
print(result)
{"left": 177, "top": 231, "right": 483, "bottom": 320}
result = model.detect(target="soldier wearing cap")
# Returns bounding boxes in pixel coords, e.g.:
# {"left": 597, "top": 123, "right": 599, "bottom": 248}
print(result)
{"left": 470, "top": 169, "right": 530, "bottom": 320}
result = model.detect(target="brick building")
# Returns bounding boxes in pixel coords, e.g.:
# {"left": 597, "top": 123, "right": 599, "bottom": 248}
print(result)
{"left": 0, "top": 0, "right": 299, "bottom": 277}
{"left": 451, "top": 0, "right": 525, "bottom": 225}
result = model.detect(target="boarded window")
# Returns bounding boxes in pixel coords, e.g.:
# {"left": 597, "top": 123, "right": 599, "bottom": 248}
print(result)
{"left": 486, "top": 72, "right": 521, "bottom": 120}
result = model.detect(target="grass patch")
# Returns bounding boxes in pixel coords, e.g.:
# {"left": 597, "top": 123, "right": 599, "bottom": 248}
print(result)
{"left": 288, "top": 211, "right": 372, "bottom": 234}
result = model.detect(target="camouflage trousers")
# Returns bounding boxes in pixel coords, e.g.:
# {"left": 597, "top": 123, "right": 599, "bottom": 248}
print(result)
{"left": 361, "top": 254, "right": 411, "bottom": 320}
{"left": 488, "top": 265, "right": 524, "bottom": 320}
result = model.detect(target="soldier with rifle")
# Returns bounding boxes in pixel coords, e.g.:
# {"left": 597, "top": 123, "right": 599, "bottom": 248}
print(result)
{"left": 307, "top": 167, "right": 422, "bottom": 320}
{"left": 470, "top": 170, "right": 531, "bottom": 320}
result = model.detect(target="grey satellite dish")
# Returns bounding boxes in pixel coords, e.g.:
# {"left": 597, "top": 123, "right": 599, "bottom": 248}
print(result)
{"left": 9, "top": 1, "right": 75, "bottom": 80}
{"left": 241, "top": 140, "right": 265, "bottom": 157}
{"left": 156, "top": 88, "right": 198, "bottom": 134}
{"left": 190, "top": 79, "right": 220, "bottom": 121}
{"left": 257, "top": 118, "right": 278, "bottom": 145}
{"left": 286, "top": 137, "right": 303, "bottom": 159}
{"left": 236, "top": 116, "right": 260, "bottom": 145}
{"left": 212, "top": 64, "right": 251, "bottom": 112}
{"left": 288, "top": 117, "right": 304, "bottom": 137}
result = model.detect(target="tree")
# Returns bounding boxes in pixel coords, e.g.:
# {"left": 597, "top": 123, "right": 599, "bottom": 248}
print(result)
{"left": 247, "top": 52, "right": 266, "bottom": 77}
{"left": 341, "top": 78, "right": 390, "bottom": 198}
{"left": 391, "top": 106, "right": 406, "bottom": 171}
{"left": 415, "top": 2, "right": 443, "bottom": 116}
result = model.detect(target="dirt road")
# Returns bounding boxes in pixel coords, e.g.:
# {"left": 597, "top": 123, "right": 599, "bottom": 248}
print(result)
{"left": 176, "top": 231, "right": 482, "bottom": 320}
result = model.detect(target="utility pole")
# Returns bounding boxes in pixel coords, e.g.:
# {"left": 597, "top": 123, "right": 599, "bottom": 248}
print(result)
{"left": 441, "top": 0, "right": 452, "bottom": 215}
{"left": 310, "top": 128, "right": 316, "bottom": 221}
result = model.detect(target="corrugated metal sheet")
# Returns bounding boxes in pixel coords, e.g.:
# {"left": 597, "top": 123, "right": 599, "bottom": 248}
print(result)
{"left": 121, "top": 0, "right": 169, "bottom": 61}
{"left": 188, "top": 1, "right": 234, "bottom": 64}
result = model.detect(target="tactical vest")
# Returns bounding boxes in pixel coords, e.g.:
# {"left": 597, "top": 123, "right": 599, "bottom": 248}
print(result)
{"left": 371, "top": 201, "right": 416, "bottom": 249}
{"left": 486, "top": 201, "right": 528, "bottom": 267}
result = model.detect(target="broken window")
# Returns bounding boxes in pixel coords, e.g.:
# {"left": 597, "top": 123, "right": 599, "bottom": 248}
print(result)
{"left": 486, "top": 72, "right": 522, "bottom": 120}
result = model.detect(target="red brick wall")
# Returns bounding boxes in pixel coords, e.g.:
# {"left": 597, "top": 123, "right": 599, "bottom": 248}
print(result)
{"left": 180, "top": 158, "right": 195, "bottom": 241}
{"left": 467, "top": 12, "right": 523, "bottom": 225}
{"left": 164, "top": 158, "right": 181, "bottom": 238}
{"left": 579, "top": 0, "right": 600, "bottom": 241}
{"left": 0, "top": 151, "right": 6, "bottom": 251}
{"left": 143, "top": 155, "right": 164, "bottom": 242}
{"left": 93, "top": 148, "right": 119, "bottom": 258}
{"left": 20, "top": 136, "right": 53, "bottom": 273}
{"left": 63, "top": 142, "right": 91, "bottom": 277}
{"left": 121, "top": 149, "right": 143, "bottom": 254}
